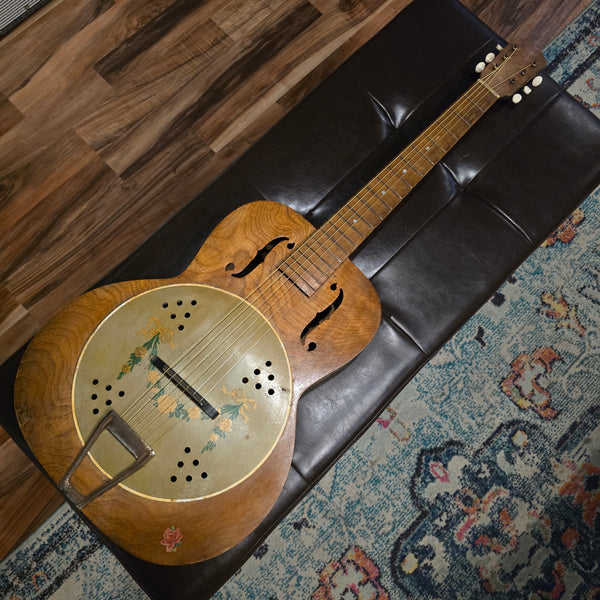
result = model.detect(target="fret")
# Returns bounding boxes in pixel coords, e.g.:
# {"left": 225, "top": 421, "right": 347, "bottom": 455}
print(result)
{"left": 423, "top": 131, "right": 448, "bottom": 155}
{"left": 364, "top": 184, "right": 393, "bottom": 211}
{"left": 402, "top": 145, "right": 434, "bottom": 175}
{"left": 465, "top": 94, "right": 485, "bottom": 114}
{"left": 295, "top": 243, "right": 336, "bottom": 279}
{"left": 432, "top": 126, "right": 459, "bottom": 152}
{"left": 447, "top": 108, "right": 471, "bottom": 135}
{"left": 313, "top": 236, "right": 344, "bottom": 267}
{"left": 326, "top": 216, "right": 366, "bottom": 250}
{"left": 455, "top": 95, "right": 485, "bottom": 125}
{"left": 452, "top": 109, "right": 471, "bottom": 127}
{"left": 393, "top": 155, "right": 424, "bottom": 184}
{"left": 277, "top": 78, "right": 501, "bottom": 296}
{"left": 374, "top": 176, "right": 401, "bottom": 204}
{"left": 414, "top": 135, "right": 446, "bottom": 163}
{"left": 351, "top": 193, "right": 386, "bottom": 226}
{"left": 381, "top": 164, "right": 413, "bottom": 197}
{"left": 410, "top": 142, "right": 435, "bottom": 166}
{"left": 340, "top": 202, "right": 377, "bottom": 238}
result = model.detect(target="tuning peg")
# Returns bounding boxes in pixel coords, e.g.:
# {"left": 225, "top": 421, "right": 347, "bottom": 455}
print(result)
{"left": 512, "top": 93, "right": 523, "bottom": 104}
{"left": 531, "top": 75, "right": 543, "bottom": 87}
{"left": 475, "top": 62, "right": 486, "bottom": 73}
{"left": 495, "top": 44, "right": 503, "bottom": 51}
{"left": 523, "top": 85, "right": 532, "bottom": 95}
{"left": 485, "top": 52, "right": 495, "bottom": 63}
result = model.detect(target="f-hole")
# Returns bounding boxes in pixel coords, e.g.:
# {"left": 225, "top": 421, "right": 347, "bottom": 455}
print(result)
{"left": 301, "top": 286, "right": 344, "bottom": 350}
{"left": 231, "top": 236, "right": 289, "bottom": 278}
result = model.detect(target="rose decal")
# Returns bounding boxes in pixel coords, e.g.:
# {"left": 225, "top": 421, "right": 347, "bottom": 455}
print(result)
{"left": 161, "top": 526, "right": 183, "bottom": 553}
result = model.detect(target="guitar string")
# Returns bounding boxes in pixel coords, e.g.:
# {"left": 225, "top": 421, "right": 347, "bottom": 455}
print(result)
{"left": 126, "top": 68, "right": 509, "bottom": 439}
{"left": 126, "top": 79, "right": 494, "bottom": 432}
{"left": 124, "top": 57, "right": 525, "bottom": 442}
{"left": 127, "top": 66, "right": 512, "bottom": 441}
{"left": 127, "top": 74, "right": 507, "bottom": 442}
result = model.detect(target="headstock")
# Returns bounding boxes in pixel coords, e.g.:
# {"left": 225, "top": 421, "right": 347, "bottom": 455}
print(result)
{"left": 475, "top": 42, "right": 546, "bottom": 102}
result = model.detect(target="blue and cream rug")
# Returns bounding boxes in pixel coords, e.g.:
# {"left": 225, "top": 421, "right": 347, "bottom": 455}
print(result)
{"left": 2, "top": 3, "right": 599, "bottom": 598}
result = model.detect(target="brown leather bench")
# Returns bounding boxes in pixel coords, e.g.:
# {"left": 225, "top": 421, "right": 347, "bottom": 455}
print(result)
{"left": 2, "top": 0, "right": 600, "bottom": 597}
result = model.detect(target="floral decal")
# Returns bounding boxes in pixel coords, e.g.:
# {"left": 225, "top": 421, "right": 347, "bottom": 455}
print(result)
{"left": 161, "top": 526, "right": 183, "bottom": 553}
{"left": 501, "top": 347, "right": 561, "bottom": 420}
{"left": 312, "top": 546, "right": 390, "bottom": 600}
{"left": 115, "top": 317, "right": 200, "bottom": 422}
{"left": 542, "top": 208, "right": 585, "bottom": 246}
{"left": 117, "top": 318, "right": 174, "bottom": 379}
{"left": 541, "top": 292, "right": 586, "bottom": 336}
{"left": 147, "top": 369, "right": 201, "bottom": 422}
{"left": 201, "top": 386, "right": 256, "bottom": 453}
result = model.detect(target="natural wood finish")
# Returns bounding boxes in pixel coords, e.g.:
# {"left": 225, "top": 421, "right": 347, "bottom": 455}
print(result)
{"left": 0, "top": 430, "right": 64, "bottom": 559}
{"left": 0, "top": 0, "right": 593, "bottom": 563}
{"left": 460, "top": 0, "right": 591, "bottom": 48}
{"left": 14, "top": 201, "right": 380, "bottom": 563}
{"left": 0, "top": 0, "right": 412, "bottom": 368}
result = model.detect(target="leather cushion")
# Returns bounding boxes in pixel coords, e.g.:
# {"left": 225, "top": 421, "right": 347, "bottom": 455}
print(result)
{"left": 2, "top": 0, "right": 600, "bottom": 598}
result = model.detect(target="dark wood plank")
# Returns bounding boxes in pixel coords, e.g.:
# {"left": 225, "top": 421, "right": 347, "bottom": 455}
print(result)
{"left": 0, "top": 426, "right": 64, "bottom": 561}
{"left": 460, "top": 0, "right": 592, "bottom": 48}
{"left": 0, "top": 92, "right": 23, "bottom": 138}
{"left": 94, "top": 0, "right": 198, "bottom": 82}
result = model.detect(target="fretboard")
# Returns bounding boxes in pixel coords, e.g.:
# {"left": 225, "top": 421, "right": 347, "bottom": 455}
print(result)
{"left": 279, "top": 79, "right": 499, "bottom": 296}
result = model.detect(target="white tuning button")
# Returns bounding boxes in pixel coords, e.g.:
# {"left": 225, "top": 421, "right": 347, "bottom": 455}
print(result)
{"left": 475, "top": 62, "right": 486, "bottom": 73}
{"left": 512, "top": 93, "right": 523, "bottom": 104}
{"left": 485, "top": 52, "right": 495, "bottom": 63}
{"left": 495, "top": 44, "right": 503, "bottom": 51}
{"left": 523, "top": 85, "right": 532, "bottom": 95}
{"left": 532, "top": 75, "right": 543, "bottom": 87}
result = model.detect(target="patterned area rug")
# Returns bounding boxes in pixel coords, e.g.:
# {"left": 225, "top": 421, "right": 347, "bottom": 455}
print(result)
{"left": 1, "top": 3, "right": 599, "bottom": 599}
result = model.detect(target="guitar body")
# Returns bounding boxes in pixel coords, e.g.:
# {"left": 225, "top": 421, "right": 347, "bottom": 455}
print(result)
{"left": 14, "top": 200, "right": 381, "bottom": 565}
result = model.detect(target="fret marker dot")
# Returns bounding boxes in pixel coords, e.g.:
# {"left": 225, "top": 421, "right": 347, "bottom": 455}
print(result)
{"left": 426, "top": 146, "right": 430, "bottom": 151}
{"left": 353, "top": 219, "right": 358, "bottom": 223}
{"left": 402, "top": 169, "right": 407, "bottom": 174}
{"left": 381, "top": 190, "right": 386, "bottom": 195}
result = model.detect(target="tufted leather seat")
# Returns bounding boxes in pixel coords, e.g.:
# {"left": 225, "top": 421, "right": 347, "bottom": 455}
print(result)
{"left": 1, "top": 0, "right": 600, "bottom": 597}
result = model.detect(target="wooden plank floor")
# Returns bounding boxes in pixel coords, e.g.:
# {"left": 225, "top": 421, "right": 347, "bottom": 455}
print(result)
{"left": 0, "top": 0, "right": 592, "bottom": 562}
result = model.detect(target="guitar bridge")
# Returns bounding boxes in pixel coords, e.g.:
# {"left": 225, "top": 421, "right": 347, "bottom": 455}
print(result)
{"left": 58, "top": 410, "right": 154, "bottom": 509}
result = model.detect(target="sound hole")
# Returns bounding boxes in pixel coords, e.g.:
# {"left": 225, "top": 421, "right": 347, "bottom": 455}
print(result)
{"left": 231, "top": 236, "right": 289, "bottom": 278}
{"left": 170, "top": 449, "right": 206, "bottom": 484}
{"left": 300, "top": 287, "right": 344, "bottom": 349}
{"left": 241, "top": 360, "right": 277, "bottom": 396}
{"left": 88, "top": 378, "right": 124, "bottom": 415}
{"left": 161, "top": 296, "right": 197, "bottom": 333}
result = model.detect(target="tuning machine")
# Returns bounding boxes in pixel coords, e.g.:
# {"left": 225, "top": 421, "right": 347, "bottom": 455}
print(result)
{"left": 475, "top": 46, "right": 501, "bottom": 73}
{"left": 511, "top": 74, "right": 543, "bottom": 103}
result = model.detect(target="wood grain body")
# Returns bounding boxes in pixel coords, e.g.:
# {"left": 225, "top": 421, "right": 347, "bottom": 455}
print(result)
{"left": 14, "top": 201, "right": 381, "bottom": 564}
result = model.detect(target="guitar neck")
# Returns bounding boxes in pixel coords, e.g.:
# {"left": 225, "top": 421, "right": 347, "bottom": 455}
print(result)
{"left": 279, "top": 79, "right": 499, "bottom": 296}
